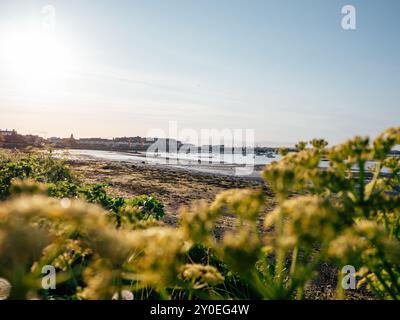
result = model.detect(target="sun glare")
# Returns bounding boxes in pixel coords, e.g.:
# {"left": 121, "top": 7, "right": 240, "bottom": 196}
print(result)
{"left": 0, "top": 27, "right": 76, "bottom": 91}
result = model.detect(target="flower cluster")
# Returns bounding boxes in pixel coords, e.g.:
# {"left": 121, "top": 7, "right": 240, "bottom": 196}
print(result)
{"left": 265, "top": 196, "right": 342, "bottom": 250}
{"left": 180, "top": 264, "right": 224, "bottom": 289}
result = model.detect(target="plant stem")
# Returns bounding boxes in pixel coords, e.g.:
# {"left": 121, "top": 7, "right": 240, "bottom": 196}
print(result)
{"left": 336, "top": 270, "right": 345, "bottom": 300}
{"left": 374, "top": 270, "right": 398, "bottom": 300}
{"left": 289, "top": 246, "right": 299, "bottom": 277}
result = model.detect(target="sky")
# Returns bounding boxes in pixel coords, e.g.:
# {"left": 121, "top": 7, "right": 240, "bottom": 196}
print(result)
{"left": 0, "top": 0, "right": 399, "bottom": 146}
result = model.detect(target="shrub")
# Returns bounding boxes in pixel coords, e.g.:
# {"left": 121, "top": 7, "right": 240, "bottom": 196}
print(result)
{"left": 124, "top": 195, "right": 165, "bottom": 221}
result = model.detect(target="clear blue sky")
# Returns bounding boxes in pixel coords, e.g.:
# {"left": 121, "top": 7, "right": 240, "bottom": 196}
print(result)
{"left": 0, "top": 0, "right": 399, "bottom": 146}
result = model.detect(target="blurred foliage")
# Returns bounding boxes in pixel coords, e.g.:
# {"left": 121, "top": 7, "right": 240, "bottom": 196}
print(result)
{"left": 0, "top": 127, "right": 400, "bottom": 300}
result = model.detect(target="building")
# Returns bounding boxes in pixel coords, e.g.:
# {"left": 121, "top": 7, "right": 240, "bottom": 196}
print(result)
{"left": 0, "top": 129, "right": 16, "bottom": 136}
{"left": 24, "top": 135, "right": 45, "bottom": 147}
{"left": 78, "top": 138, "right": 114, "bottom": 146}
{"left": 48, "top": 137, "right": 62, "bottom": 144}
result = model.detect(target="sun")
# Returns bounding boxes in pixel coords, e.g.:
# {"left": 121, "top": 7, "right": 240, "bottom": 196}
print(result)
{"left": 0, "top": 26, "right": 75, "bottom": 91}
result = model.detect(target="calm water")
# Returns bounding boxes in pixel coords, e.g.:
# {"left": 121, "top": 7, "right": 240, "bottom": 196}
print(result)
{"left": 57, "top": 149, "right": 280, "bottom": 177}
{"left": 57, "top": 149, "right": 389, "bottom": 177}
{"left": 58, "top": 149, "right": 280, "bottom": 165}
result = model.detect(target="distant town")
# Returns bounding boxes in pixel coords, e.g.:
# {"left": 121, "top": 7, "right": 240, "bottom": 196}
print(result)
{"left": 0, "top": 129, "right": 177, "bottom": 152}
{"left": 1, "top": 129, "right": 399, "bottom": 156}
{"left": 0, "top": 128, "right": 282, "bottom": 155}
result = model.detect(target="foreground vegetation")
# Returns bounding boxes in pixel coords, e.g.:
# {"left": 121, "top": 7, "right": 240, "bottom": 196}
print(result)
{"left": 0, "top": 127, "right": 399, "bottom": 300}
